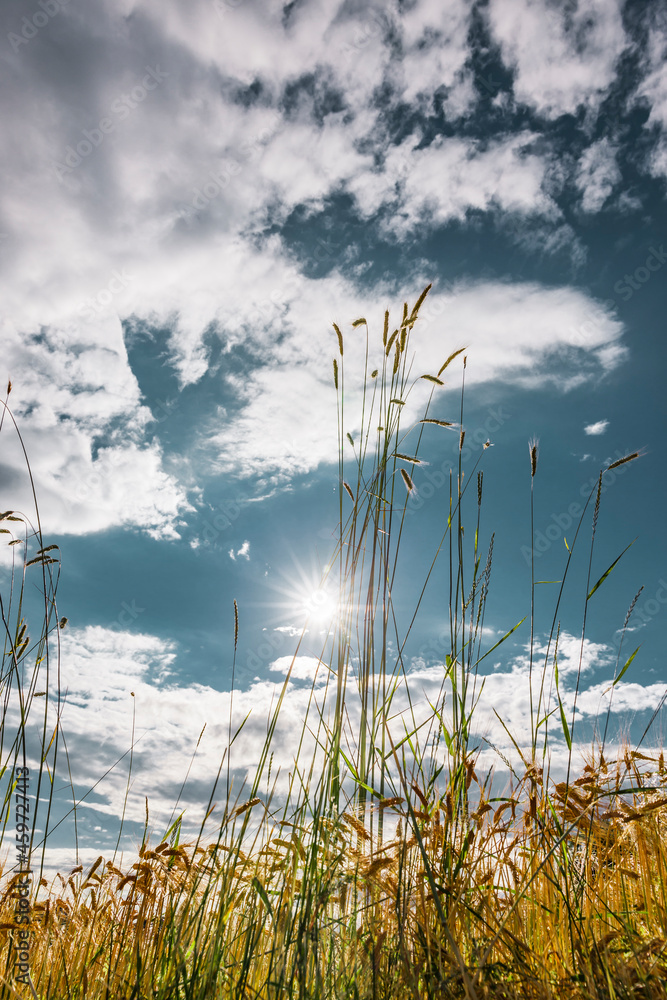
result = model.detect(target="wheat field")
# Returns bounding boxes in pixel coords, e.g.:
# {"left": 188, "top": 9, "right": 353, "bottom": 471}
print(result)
{"left": 1, "top": 287, "right": 665, "bottom": 999}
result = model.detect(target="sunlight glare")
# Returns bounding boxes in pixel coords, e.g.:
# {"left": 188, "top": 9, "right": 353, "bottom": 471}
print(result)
{"left": 303, "top": 587, "right": 339, "bottom": 627}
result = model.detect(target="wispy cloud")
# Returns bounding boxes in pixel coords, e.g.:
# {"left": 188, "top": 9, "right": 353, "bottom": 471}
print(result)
{"left": 634, "top": 7, "right": 667, "bottom": 180}
{"left": 229, "top": 540, "right": 250, "bottom": 561}
{"left": 575, "top": 139, "right": 622, "bottom": 213}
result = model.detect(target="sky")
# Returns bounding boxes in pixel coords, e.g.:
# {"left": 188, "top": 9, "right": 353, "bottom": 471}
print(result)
{"left": 0, "top": 0, "right": 666, "bottom": 871}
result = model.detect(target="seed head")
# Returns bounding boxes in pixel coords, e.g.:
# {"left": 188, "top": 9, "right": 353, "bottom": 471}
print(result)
{"left": 529, "top": 438, "right": 539, "bottom": 478}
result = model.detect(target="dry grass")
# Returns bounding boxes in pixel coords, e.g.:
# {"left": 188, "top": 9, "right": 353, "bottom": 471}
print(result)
{"left": 1, "top": 289, "right": 664, "bottom": 999}
{"left": 1, "top": 750, "right": 666, "bottom": 998}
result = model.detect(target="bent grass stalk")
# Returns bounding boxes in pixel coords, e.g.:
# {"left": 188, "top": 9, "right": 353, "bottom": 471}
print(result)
{"left": 0, "top": 293, "right": 664, "bottom": 999}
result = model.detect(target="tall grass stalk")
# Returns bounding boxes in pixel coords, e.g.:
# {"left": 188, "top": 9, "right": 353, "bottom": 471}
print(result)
{"left": 1, "top": 293, "right": 664, "bottom": 1000}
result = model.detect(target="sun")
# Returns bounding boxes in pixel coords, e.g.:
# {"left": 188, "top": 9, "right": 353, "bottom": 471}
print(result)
{"left": 259, "top": 553, "right": 345, "bottom": 633}
{"left": 301, "top": 586, "right": 340, "bottom": 628}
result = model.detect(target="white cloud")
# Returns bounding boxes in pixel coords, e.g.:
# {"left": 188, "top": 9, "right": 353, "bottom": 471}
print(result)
{"left": 486, "top": 0, "right": 628, "bottom": 119}
{"left": 575, "top": 679, "right": 667, "bottom": 717}
{"left": 390, "top": 0, "right": 475, "bottom": 116}
{"left": 0, "top": 314, "right": 192, "bottom": 539}
{"left": 349, "top": 132, "right": 559, "bottom": 235}
{"left": 0, "top": 0, "right": 634, "bottom": 528}
{"left": 584, "top": 419, "right": 609, "bottom": 436}
{"left": 269, "top": 655, "right": 329, "bottom": 684}
{"left": 635, "top": 11, "right": 667, "bottom": 179}
{"left": 202, "top": 277, "right": 625, "bottom": 481}
{"left": 229, "top": 540, "right": 250, "bottom": 561}
{"left": 274, "top": 625, "right": 304, "bottom": 637}
{"left": 575, "top": 138, "right": 622, "bottom": 213}
{"left": 7, "top": 624, "right": 661, "bottom": 865}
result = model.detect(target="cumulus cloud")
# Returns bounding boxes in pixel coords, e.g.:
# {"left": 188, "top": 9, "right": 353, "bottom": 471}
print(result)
{"left": 201, "top": 278, "right": 626, "bottom": 482}
{"left": 584, "top": 419, "right": 609, "bottom": 435}
{"left": 1, "top": 314, "right": 192, "bottom": 539}
{"left": 486, "top": 0, "right": 628, "bottom": 119}
{"left": 269, "top": 655, "right": 329, "bottom": 684}
{"left": 13, "top": 625, "right": 660, "bottom": 856}
{"left": 392, "top": 0, "right": 474, "bottom": 115}
{"left": 0, "top": 0, "right": 637, "bottom": 534}
{"left": 349, "top": 131, "right": 559, "bottom": 235}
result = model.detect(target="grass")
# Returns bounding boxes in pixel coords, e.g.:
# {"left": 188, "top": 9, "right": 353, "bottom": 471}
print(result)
{"left": 1, "top": 286, "right": 666, "bottom": 999}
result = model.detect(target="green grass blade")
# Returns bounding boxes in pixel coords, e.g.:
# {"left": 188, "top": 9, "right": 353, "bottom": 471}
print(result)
{"left": 613, "top": 645, "right": 641, "bottom": 686}
{"left": 587, "top": 539, "right": 636, "bottom": 600}
{"left": 476, "top": 617, "right": 526, "bottom": 665}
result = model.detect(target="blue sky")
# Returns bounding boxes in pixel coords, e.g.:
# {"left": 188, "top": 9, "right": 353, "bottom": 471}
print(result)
{"left": 1, "top": 0, "right": 666, "bottom": 869}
